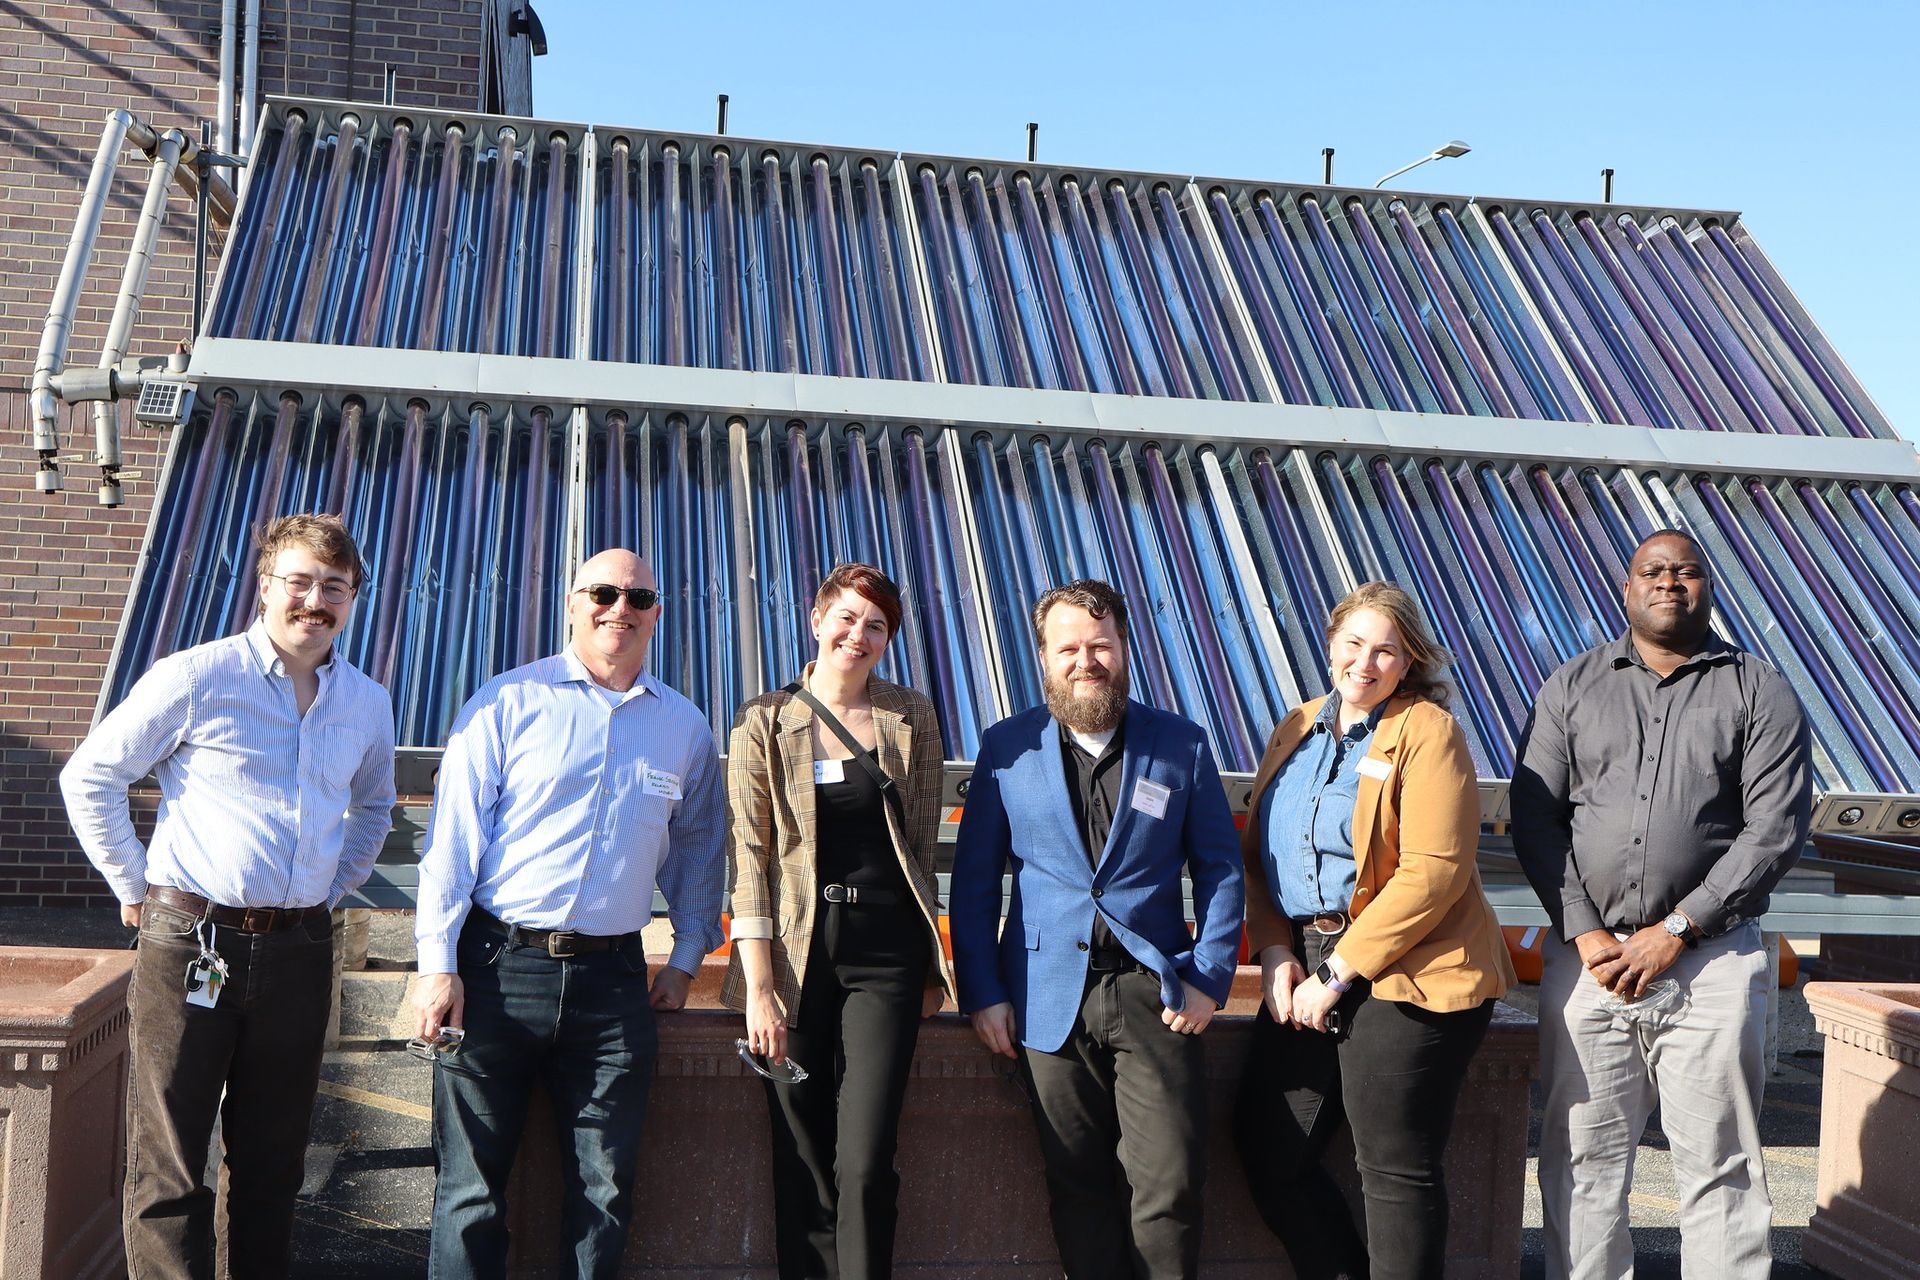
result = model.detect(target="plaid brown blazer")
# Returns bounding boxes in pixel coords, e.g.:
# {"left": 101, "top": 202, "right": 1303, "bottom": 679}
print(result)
{"left": 720, "top": 671, "right": 955, "bottom": 1023}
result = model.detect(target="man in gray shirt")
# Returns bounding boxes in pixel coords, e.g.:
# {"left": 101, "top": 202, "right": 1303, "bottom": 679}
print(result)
{"left": 1513, "top": 528, "right": 1811, "bottom": 1280}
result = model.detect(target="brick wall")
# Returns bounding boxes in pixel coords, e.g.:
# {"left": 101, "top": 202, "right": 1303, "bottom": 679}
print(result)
{"left": 0, "top": 0, "right": 524, "bottom": 905}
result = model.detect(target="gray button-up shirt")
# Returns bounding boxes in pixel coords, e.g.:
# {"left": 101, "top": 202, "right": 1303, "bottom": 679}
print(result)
{"left": 1511, "top": 632, "right": 1812, "bottom": 941}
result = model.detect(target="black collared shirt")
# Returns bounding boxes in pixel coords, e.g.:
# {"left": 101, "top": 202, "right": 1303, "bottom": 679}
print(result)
{"left": 1511, "top": 632, "right": 1812, "bottom": 941}
{"left": 1061, "top": 723, "right": 1126, "bottom": 960}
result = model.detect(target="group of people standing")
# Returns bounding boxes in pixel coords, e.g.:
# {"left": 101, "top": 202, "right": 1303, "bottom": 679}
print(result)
{"left": 59, "top": 512, "right": 1811, "bottom": 1280}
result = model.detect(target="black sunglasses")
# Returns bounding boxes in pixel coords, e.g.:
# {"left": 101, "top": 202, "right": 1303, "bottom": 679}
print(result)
{"left": 574, "top": 584, "right": 659, "bottom": 610}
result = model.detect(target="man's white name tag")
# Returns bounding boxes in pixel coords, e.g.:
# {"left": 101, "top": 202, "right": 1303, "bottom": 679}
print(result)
{"left": 1132, "top": 778, "right": 1172, "bottom": 819}
{"left": 643, "top": 767, "right": 683, "bottom": 800}
{"left": 1357, "top": 756, "right": 1392, "bottom": 781}
{"left": 813, "top": 758, "right": 846, "bottom": 785}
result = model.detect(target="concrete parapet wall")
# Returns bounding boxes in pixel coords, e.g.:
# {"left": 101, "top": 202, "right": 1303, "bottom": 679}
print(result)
{"left": 503, "top": 980, "right": 1538, "bottom": 1278}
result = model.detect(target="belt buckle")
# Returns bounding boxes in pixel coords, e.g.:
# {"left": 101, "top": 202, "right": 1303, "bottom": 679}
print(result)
{"left": 546, "top": 931, "right": 580, "bottom": 959}
{"left": 242, "top": 907, "right": 279, "bottom": 933}
{"left": 824, "top": 884, "right": 857, "bottom": 905}
{"left": 1309, "top": 912, "right": 1348, "bottom": 936}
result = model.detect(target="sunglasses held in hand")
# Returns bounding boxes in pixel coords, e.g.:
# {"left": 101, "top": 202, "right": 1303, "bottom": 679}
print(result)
{"left": 735, "top": 1038, "right": 809, "bottom": 1084}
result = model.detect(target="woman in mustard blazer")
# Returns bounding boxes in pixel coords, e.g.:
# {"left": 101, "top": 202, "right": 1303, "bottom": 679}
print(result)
{"left": 723, "top": 563, "right": 955, "bottom": 1280}
{"left": 1235, "top": 581, "right": 1514, "bottom": 1280}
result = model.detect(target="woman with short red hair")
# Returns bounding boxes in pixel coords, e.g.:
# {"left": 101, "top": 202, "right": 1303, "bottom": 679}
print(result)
{"left": 723, "top": 564, "right": 953, "bottom": 1279}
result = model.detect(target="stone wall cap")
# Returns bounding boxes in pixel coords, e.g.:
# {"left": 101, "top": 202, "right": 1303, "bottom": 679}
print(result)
{"left": 0, "top": 946, "right": 136, "bottom": 1038}
{"left": 1805, "top": 981, "right": 1920, "bottom": 1061}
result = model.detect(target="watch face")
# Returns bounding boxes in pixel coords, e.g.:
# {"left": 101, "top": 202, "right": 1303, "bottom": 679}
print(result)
{"left": 1664, "top": 914, "right": 1687, "bottom": 937}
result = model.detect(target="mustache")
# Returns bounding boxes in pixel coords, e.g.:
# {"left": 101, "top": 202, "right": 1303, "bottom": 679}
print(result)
{"left": 290, "top": 608, "right": 337, "bottom": 627}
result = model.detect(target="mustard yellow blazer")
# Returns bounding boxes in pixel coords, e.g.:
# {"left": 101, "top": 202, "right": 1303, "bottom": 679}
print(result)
{"left": 1242, "top": 692, "right": 1513, "bottom": 1012}
{"left": 721, "top": 671, "right": 957, "bottom": 1020}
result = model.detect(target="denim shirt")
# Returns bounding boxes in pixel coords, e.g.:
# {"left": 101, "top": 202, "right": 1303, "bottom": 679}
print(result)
{"left": 1258, "top": 698, "right": 1384, "bottom": 918}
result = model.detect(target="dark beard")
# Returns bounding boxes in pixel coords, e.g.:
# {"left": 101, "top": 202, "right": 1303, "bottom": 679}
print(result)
{"left": 1044, "top": 669, "right": 1129, "bottom": 734}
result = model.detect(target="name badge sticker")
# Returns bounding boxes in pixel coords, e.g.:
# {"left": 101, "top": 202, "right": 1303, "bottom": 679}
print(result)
{"left": 1357, "top": 756, "right": 1393, "bottom": 781}
{"left": 813, "top": 758, "right": 846, "bottom": 785}
{"left": 1132, "top": 778, "right": 1172, "bottom": 820}
{"left": 643, "top": 767, "right": 683, "bottom": 800}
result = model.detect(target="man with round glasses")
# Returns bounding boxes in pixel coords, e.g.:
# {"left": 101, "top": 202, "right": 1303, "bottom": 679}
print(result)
{"left": 61, "top": 513, "right": 397, "bottom": 1278}
{"left": 412, "top": 547, "right": 725, "bottom": 1278}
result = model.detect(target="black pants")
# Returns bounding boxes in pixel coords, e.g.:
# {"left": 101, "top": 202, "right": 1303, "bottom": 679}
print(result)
{"left": 1021, "top": 965, "right": 1208, "bottom": 1280}
{"left": 124, "top": 899, "right": 335, "bottom": 1280}
{"left": 766, "top": 900, "right": 929, "bottom": 1280}
{"left": 1234, "top": 934, "right": 1492, "bottom": 1280}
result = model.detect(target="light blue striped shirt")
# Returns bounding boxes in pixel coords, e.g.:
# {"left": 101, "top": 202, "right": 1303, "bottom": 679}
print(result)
{"left": 414, "top": 650, "right": 726, "bottom": 977}
{"left": 60, "top": 622, "right": 398, "bottom": 909}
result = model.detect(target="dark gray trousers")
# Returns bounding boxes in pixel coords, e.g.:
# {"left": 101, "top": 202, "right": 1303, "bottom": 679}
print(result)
{"left": 1020, "top": 966, "right": 1207, "bottom": 1280}
{"left": 124, "top": 900, "right": 334, "bottom": 1280}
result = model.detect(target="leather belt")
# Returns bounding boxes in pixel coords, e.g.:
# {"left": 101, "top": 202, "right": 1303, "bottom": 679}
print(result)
{"left": 1295, "top": 911, "right": 1351, "bottom": 936}
{"left": 474, "top": 907, "right": 638, "bottom": 958}
{"left": 146, "top": 886, "right": 328, "bottom": 934}
{"left": 822, "top": 883, "right": 901, "bottom": 907}
{"left": 1087, "top": 949, "right": 1145, "bottom": 974}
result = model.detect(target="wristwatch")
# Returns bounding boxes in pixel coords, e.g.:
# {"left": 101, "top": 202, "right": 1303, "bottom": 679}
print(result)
{"left": 1661, "top": 911, "right": 1698, "bottom": 948}
{"left": 1315, "top": 960, "right": 1352, "bottom": 995}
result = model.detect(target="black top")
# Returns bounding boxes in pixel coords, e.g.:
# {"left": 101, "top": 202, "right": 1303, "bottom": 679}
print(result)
{"left": 816, "top": 748, "right": 911, "bottom": 896}
{"left": 1060, "top": 725, "right": 1127, "bottom": 964}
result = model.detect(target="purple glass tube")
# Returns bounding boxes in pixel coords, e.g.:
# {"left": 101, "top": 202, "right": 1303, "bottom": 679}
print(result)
{"left": 786, "top": 420, "right": 821, "bottom": 593}
{"left": 1693, "top": 479, "right": 1901, "bottom": 788}
{"left": 230, "top": 111, "right": 310, "bottom": 339}
{"left": 1105, "top": 181, "right": 1192, "bottom": 398}
{"left": 1704, "top": 224, "right": 1876, "bottom": 438}
{"left": 1614, "top": 215, "right": 1802, "bottom": 435}
{"left": 901, "top": 429, "right": 963, "bottom": 741}
{"left": 607, "top": 139, "right": 631, "bottom": 362}
{"left": 915, "top": 165, "right": 979, "bottom": 385}
{"left": 759, "top": 152, "right": 799, "bottom": 374}
{"left": 1514, "top": 465, "right": 1615, "bottom": 637}
{"left": 1295, "top": 195, "right": 1411, "bottom": 412}
{"left": 1845, "top": 485, "right": 1920, "bottom": 602}
{"left": 535, "top": 134, "right": 568, "bottom": 359}
{"left": 661, "top": 143, "right": 687, "bottom": 365}
{"left": 1152, "top": 185, "right": 1250, "bottom": 401}
{"left": 1369, "top": 456, "right": 1513, "bottom": 771}
{"left": 1084, "top": 440, "right": 1177, "bottom": 712}
{"left": 1527, "top": 210, "right": 1669, "bottom": 426}
{"left": 1248, "top": 449, "right": 1333, "bottom": 619}
{"left": 604, "top": 411, "right": 630, "bottom": 552}
{"left": 473, "top": 126, "right": 517, "bottom": 355}
{"left": 1014, "top": 173, "right": 1090, "bottom": 392}
{"left": 1142, "top": 445, "right": 1254, "bottom": 767}
{"left": 1060, "top": 177, "right": 1145, "bottom": 397}
{"left": 1424, "top": 460, "right": 1545, "bottom": 692}
{"left": 150, "top": 393, "right": 237, "bottom": 661}
{"left": 1252, "top": 194, "right": 1364, "bottom": 408}
{"left": 1482, "top": 208, "right": 1629, "bottom": 425}
{"left": 370, "top": 401, "right": 429, "bottom": 686}
{"left": 860, "top": 160, "right": 915, "bottom": 381}
{"left": 1795, "top": 482, "right": 1918, "bottom": 654}
{"left": 1208, "top": 189, "right": 1309, "bottom": 404}
{"left": 413, "top": 123, "right": 468, "bottom": 349}
{"left": 323, "top": 397, "right": 364, "bottom": 517}
{"left": 1344, "top": 199, "right": 1466, "bottom": 415}
{"left": 710, "top": 148, "right": 743, "bottom": 370}
{"left": 353, "top": 119, "right": 413, "bottom": 348}
{"left": 1569, "top": 214, "right": 1729, "bottom": 431}
{"left": 1386, "top": 201, "right": 1515, "bottom": 417}
{"left": 292, "top": 113, "right": 361, "bottom": 344}
{"left": 964, "top": 169, "right": 1036, "bottom": 388}
{"left": 810, "top": 154, "right": 857, "bottom": 378}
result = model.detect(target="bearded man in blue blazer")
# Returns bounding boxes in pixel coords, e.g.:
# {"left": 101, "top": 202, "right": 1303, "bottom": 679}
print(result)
{"left": 951, "top": 578, "right": 1245, "bottom": 1280}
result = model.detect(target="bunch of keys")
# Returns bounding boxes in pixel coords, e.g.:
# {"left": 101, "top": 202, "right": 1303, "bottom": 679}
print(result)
{"left": 184, "top": 921, "right": 229, "bottom": 1009}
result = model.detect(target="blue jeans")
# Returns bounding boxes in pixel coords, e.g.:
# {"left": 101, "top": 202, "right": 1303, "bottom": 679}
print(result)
{"left": 428, "top": 917, "right": 659, "bottom": 1280}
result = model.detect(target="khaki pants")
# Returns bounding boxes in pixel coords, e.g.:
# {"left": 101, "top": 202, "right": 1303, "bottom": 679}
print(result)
{"left": 1537, "top": 920, "right": 1772, "bottom": 1280}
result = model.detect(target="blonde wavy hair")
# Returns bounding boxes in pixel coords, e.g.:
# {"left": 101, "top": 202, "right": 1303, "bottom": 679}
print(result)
{"left": 1324, "top": 581, "right": 1453, "bottom": 707}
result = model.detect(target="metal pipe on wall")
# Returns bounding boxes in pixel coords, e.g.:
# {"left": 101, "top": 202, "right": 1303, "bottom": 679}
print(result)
{"left": 239, "top": 0, "right": 261, "bottom": 159}
{"left": 29, "top": 109, "right": 134, "bottom": 494}
{"left": 217, "top": 0, "right": 237, "bottom": 155}
{"left": 89, "top": 126, "right": 186, "bottom": 506}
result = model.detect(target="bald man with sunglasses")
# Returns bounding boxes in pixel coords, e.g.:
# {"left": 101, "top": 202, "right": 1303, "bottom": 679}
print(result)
{"left": 413, "top": 548, "right": 726, "bottom": 1279}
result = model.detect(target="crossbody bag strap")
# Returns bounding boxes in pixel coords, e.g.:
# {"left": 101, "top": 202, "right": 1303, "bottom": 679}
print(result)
{"left": 782, "top": 681, "right": 907, "bottom": 830}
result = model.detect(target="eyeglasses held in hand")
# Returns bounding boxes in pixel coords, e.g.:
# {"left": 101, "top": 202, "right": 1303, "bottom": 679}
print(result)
{"left": 574, "top": 584, "right": 660, "bottom": 611}
{"left": 264, "top": 572, "right": 356, "bottom": 604}
{"left": 406, "top": 1027, "right": 465, "bottom": 1062}
{"left": 735, "top": 1038, "right": 809, "bottom": 1084}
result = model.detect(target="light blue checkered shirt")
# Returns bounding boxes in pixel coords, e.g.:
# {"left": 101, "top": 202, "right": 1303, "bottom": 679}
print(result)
{"left": 414, "top": 649, "right": 726, "bottom": 977}
{"left": 60, "top": 621, "right": 398, "bottom": 909}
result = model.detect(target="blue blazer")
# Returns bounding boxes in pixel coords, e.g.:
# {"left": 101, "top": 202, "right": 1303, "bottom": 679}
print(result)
{"left": 949, "top": 700, "right": 1245, "bottom": 1053}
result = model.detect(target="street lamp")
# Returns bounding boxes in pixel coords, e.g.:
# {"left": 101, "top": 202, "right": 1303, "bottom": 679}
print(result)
{"left": 1373, "top": 140, "right": 1472, "bottom": 188}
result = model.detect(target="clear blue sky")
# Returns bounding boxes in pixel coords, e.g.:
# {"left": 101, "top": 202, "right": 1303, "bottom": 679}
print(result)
{"left": 533, "top": 0, "right": 1918, "bottom": 443}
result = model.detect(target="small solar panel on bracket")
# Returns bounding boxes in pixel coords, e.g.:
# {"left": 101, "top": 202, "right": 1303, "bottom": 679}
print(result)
{"left": 133, "top": 378, "right": 196, "bottom": 426}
